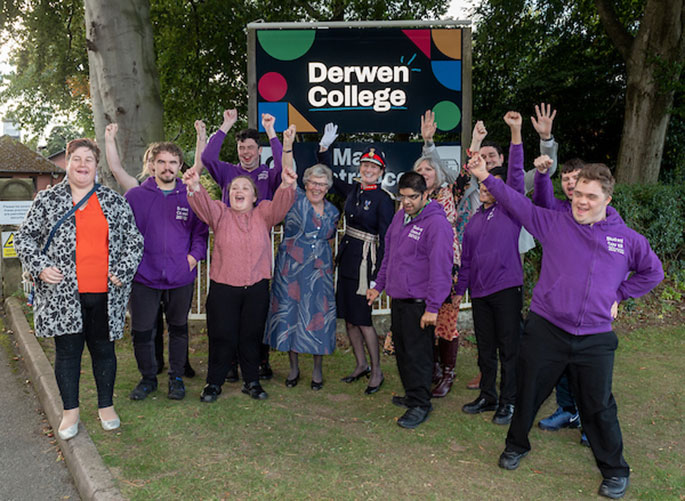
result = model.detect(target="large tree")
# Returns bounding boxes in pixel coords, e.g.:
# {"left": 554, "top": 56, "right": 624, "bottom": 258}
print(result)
{"left": 595, "top": 0, "right": 685, "bottom": 184}
{"left": 84, "top": 0, "right": 163, "bottom": 188}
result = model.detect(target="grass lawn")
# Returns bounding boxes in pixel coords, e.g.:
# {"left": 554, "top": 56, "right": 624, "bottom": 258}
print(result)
{"left": 30, "top": 319, "right": 684, "bottom": 501}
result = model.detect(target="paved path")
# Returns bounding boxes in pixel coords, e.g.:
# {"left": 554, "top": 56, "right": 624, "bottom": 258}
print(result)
{"left": 0, "top": 329, "right": 80, "bottom": 501}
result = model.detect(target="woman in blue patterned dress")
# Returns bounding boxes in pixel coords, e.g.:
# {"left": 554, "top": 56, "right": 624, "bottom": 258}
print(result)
{"left": 264, "top": 164, "right": 340, "bottom": 390}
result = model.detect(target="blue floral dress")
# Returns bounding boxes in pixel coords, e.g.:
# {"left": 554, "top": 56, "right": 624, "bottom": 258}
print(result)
{"left": 264, "top": 188, "right": 340, "bottom": 355}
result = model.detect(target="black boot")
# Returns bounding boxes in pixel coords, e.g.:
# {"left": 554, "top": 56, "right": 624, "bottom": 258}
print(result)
{"left": 432, "top": 338, "right": 459, "bottom": 398}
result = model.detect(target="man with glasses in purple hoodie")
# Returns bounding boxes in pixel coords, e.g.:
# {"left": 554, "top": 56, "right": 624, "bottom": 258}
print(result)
{"left": 126, "top": 143, "right": 209, "bottom": 401}
{"left": 366, "top": 172, "right": 453, "bottom": 429}
{"left": 468, "top": 155, "right": 663, "bottom": 499}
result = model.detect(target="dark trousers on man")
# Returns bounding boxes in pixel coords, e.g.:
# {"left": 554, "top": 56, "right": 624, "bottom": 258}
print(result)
{"left": 471, "top": 286, "right": 522, "bottom": 406}
{"left": 391, "top": 299, "right": 434, "bottom": 409}
{"left": 130, "top": 282, "right": 194, "bottom": 381}
{"left": 505, "top": 312, "right": 630, "bottom": 478}
{"left": 205, "top": 279, "right": 269, "bottom": 386}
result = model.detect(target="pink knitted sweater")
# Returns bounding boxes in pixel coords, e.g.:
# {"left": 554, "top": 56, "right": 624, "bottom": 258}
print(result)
{"left": 187, "top": 183, "right": 295, "bottom": 286}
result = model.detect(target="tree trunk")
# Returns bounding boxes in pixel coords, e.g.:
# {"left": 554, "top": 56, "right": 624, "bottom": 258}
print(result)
{"left": 597, "top": 0, "right": 685, "bottom": 184}
{"left": 84, "top": 0, "right": 163, "bottom": 190}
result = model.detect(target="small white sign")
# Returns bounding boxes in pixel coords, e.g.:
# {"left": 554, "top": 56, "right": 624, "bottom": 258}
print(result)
{"left": 0, "top": 201, "right": 32, "bottom": 225}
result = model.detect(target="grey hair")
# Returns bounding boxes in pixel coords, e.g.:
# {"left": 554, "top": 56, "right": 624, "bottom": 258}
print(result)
{"left": 413, "top": 155, "right": 456, "bottom": 189}
{"left": 303, "top": 163, "right": 334, "bottom": 189}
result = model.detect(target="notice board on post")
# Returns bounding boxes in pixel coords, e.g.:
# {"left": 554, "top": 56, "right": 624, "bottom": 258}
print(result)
{"left": 247, "top": 20, "right": 471, "bottom": 140}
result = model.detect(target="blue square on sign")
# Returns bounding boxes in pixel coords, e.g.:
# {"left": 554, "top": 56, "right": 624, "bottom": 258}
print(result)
{"left": 258, "top": 102, "right": 288, "bottom": 132}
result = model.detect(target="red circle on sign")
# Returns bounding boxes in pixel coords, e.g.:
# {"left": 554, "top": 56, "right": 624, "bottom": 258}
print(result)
{"left": 258, "top": 72, "right": 288, "bottom": 102}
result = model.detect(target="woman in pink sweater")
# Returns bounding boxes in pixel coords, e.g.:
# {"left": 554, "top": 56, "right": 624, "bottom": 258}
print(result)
{"left": 183, "top": 125, "right": 298, "bottom": 402}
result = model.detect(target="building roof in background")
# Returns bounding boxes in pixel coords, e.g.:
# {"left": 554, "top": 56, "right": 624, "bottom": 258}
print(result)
{"left": 0, "top": 135, "right": 64, "bottom": 174}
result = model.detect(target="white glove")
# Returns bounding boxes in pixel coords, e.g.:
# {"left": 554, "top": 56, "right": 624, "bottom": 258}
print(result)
{"left": 319, "top": 123, "right": 339, "bottom": 150}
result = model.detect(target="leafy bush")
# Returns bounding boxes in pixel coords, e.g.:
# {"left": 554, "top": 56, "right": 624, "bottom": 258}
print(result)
{"left": 611, "top": 183, "right": 685, "bottom": 260}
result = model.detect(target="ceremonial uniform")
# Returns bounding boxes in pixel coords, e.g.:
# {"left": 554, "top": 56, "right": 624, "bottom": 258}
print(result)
{"left": 333, "top": 178, "right": 395, "bottom": 326}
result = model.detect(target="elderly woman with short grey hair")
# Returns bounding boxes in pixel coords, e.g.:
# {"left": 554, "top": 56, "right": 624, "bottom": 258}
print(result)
{"left": 413, "top": 110, "right": 471, "bottom": 399}
{"left": 264, "top": 163, "right": 340, "bottom": 390}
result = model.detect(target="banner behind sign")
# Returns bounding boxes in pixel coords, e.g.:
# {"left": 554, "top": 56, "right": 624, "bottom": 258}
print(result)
{"left": 253, "top": 27, "right": 464, "bottom": 134}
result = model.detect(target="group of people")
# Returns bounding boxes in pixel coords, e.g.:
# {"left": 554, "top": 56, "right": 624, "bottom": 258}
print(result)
{"left": 15, "top": 102, "right": 664, "bottom": 499}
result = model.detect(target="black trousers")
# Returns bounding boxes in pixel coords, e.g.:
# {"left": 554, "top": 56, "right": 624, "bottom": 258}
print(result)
{"left": 505, "top": 312, "right": 630, "bottom": 478}
{"left": 471, "top": 286, "right": 522, "bottom": 406}
{"left": 54, "top": 293, "right": 116, "bottom": 410}
{"left": 391, "top": 299, "right": 434, "bottom": 409}
{"left": 129, "top": 282, "right": 194, "bottom": 380}
{"left": 206, "top": 279, "right": 269, "bottom": 386}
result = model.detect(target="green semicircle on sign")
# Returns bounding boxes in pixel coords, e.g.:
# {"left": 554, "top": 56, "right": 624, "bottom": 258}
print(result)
{"left": 257, "top": 30, "right": 316, "bottom": 61}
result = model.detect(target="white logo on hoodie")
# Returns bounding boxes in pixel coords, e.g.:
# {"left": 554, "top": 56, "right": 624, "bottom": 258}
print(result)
{"left": 606, "top": 236, "right": 624, "bottom": 255}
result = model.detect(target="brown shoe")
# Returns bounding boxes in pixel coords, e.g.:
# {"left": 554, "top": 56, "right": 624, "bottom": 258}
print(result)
{"left": 466, "top": 372, "right": 481, "bottom": 390}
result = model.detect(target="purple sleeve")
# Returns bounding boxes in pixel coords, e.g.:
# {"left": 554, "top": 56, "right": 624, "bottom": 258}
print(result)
{"left": 201, "top": 130, "right": 237, "bottom": 190}
{"left": 188, "top": 213, "right": 209, "bottom": 262}
{"left": 483, "top": 175, "right": 559, "bottom": 242}
{"left": 533, "top": 170, "right": 566, "bottom": 211}
{"left": 507, "top": 142, "right": 525, "bottom": 194}
{"left": 373, "top": 194, "right": 396, "bottom": 281}
{"left": 616, "top": 237, "right": 664, "bottom": 302}
{"left": 454, "top": 227, "right": 472, "bottom": 296}
{"left": 426, "top": 219, "right": 454, "bottom": 313}
{"left": 373, "top": 213, "right": 400, "bottom": 293}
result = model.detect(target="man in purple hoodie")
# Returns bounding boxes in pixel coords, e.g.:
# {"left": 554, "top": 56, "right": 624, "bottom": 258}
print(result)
{"left": 469, "top": 156, "right": 663, "bottom": 499}
{"left": 367, "top": 172, "right": 453, "bottom": 429}
{"left": 200, "top": 110, "right": 283, "bottom": 379}
{"left": 125, "top": 143, "right": 209, "bottom": 401}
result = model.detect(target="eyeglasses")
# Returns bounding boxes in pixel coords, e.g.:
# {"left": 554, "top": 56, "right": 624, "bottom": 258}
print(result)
{"left": 307, "top": 181, "right": 329, "bottom": 189}
{"left": 397, "top": 193, "right": 422, "bottom": 201}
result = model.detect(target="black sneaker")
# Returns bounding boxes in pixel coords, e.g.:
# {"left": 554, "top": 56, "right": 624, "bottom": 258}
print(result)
{"left": 200, "top": 384, "right": 222, "bottom": 403}
{"left": 259, "top": 362, "right": 273, "bottom": 380}
{"left": 168, "top": 377, "right": 186, "bottom": 400}
{"left": 242, "top": 381, "right": 268, "bottom": 400}
{"left": 129, "top": 379, "right": 157, "bottom": 401}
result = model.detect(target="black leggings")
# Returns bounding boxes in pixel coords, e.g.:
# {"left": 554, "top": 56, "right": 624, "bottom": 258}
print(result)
{"left": 54, "top": 293, "right": 116, "bottom": 410}
{"left": 206, "top": 279, "right": 269, "bottom": 386}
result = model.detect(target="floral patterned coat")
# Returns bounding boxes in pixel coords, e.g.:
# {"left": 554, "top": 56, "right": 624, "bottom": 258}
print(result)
{"left": 15, "top": 180, "right": 143, "bottom": 341}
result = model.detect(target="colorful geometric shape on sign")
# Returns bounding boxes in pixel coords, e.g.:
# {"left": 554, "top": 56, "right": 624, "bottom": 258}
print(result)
{"left": 258, "top": 72, "right": 288, "bottom": 102}
{"left": 257, "top": 30, "right": 316, "bottom": 61}
{"left": 258, "top": 102, "right": 288, "bottom": 132}
{"left": 432, "top": 101, "right": 461, "bottom": 131}
{"left": 431, "top": 61, "right": 461, "bottom": 91}
{"left": 288, "top": 103, "right": 317, "bottom": 133}
{"left": 401, "top": 29, "right": 431, "bottom": 59}
{"left": 432, "top": 29, "right": 462, "bottom": 60}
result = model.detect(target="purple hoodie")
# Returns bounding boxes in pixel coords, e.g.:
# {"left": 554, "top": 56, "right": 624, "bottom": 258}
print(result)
{"left": 125, "top": 177, "right": 209, "bottom": 289}
{"left": 373, "top": 200, "right": 453, "bottom": 313}
{"left": 455, "top": 142, "right": 525, "bottom": 298}
{"left": 483, "top": 175, "right": 664, "bottom": 335}
{"left": 201, "top": 130, "right": 283, "bottom": 206}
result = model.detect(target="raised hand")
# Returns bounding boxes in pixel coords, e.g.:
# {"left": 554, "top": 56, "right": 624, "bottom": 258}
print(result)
{"left": 281, "top": 162, "right": 298, "bottom": 187}
{"left": 221, "top": 109, "right": 238, "bottom": 132}
{"left": 421, "top": 110, "right": 437, "bottom": 144}
{"left": 534, "top": 154, "right": 554, "bottom": 174}
{"left": 503, "top": 111, "right": 522, "bottom": 145}
{"left": 261, "top": 113, "right": 276, "bottom": 138}
{"left": 319, "top": 122, "right": 339, "bottom": 150}
{"left": 104, "top": 123, "right": 118, "bottom": 141}
{"left": 282, "top": 124, "right": 296, "bottom": 150}
{"left": 194, "top": 120, "right": 206, "bottom": 143}
{"left": 182, "top": 168, "right": 201, "bottom": 192}
{"left": 472, "top": 120, "right": 487, "bottom": 143}
{"left": 531, "top": 102, "right": 556, "bottom": 140}
{"left": 468, "top": 155, "right": 488, "bottom": 181}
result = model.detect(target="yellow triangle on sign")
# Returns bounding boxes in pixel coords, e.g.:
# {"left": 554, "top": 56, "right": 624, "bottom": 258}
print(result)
{"left": 4, "top": 233, "right": 14, "bottom": 248}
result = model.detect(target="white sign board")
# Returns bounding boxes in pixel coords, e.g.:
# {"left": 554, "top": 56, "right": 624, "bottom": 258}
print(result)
{"left": 0, "top": 201, "right": 32, "bottom": 225}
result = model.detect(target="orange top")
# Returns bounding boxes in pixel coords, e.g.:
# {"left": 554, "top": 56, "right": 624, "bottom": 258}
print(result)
{"left": 75, "top": 194, "right": 109, "bottom": 293}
